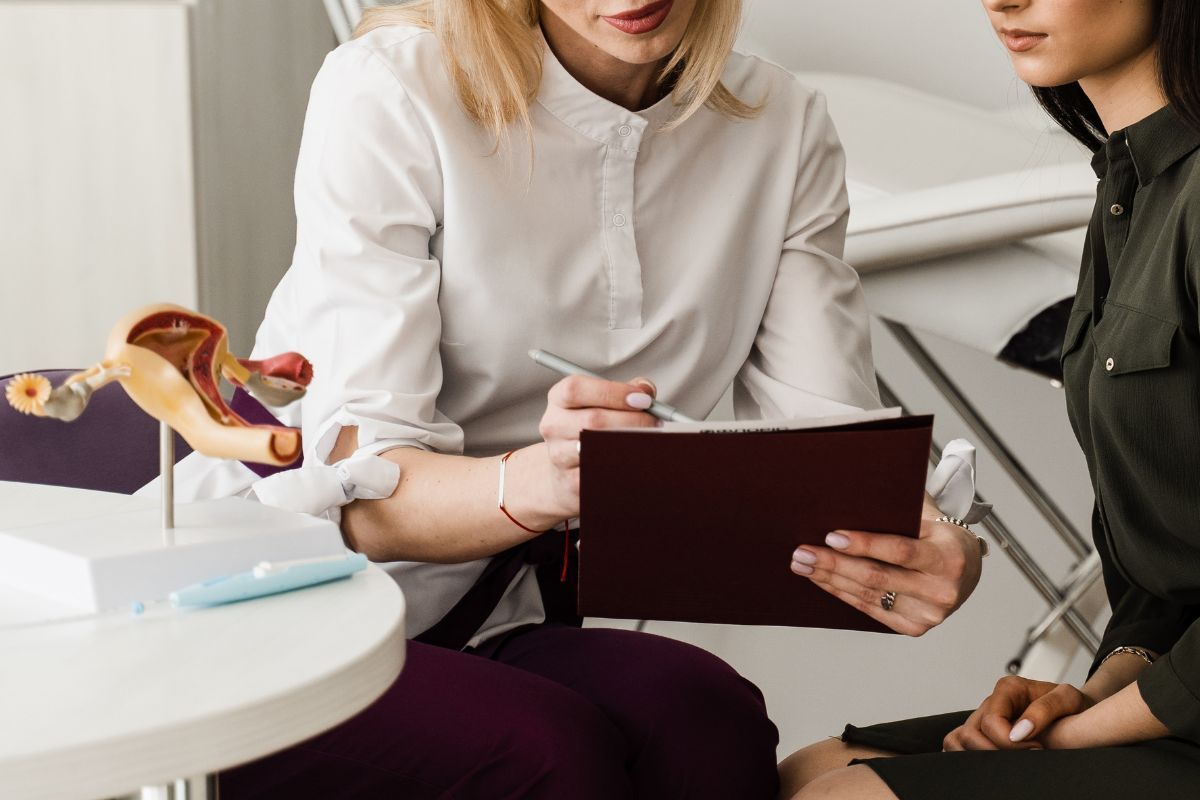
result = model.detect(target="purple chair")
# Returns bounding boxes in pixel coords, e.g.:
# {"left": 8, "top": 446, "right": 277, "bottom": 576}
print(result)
{"left": 0, "top": 369, "right": 192, "bottom": 495}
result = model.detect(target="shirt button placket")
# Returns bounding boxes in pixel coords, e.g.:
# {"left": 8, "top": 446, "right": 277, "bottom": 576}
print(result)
{"left": 602, "top": 118, "right": 646, "bottom": 330}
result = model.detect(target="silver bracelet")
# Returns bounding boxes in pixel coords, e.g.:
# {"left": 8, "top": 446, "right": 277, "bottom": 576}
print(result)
{"left": 1100, "top": 646, "right": 1156, "bottom": 667}
{"left": 936, "top": 515, "right": 990, "bottom": 558}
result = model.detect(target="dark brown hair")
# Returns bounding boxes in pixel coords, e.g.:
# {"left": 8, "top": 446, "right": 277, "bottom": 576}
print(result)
{"left": 1031, "top": 0, "right": 1200, "bottom": 150}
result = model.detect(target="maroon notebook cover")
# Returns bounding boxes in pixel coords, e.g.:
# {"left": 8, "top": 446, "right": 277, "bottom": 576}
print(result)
{"left": 577, "top": 415, "right": 933, "bottom": 634}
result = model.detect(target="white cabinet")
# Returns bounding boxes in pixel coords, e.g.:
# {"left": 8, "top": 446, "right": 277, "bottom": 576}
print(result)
{"left": 0, "top": 0, "right": 335, "bottom": 375}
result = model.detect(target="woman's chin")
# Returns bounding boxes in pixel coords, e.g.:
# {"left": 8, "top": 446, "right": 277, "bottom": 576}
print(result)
{"left": 1010, "top": 61, "right": 1080, "bottom": 91}
{"left": 596, "top": 38, "right": 679, "bottom": 67}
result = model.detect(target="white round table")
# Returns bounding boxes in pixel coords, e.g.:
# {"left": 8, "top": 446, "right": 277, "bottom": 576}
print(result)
{"left": 0, "top": 565, "right": 405, "bottom": 800}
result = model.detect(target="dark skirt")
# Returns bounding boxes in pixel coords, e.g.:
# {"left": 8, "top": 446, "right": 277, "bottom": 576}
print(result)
{"left": 842, "top": 710, "right": 1200, "bottom": 799}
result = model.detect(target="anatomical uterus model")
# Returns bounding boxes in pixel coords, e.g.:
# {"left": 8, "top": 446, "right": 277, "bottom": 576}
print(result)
{"left": 5, "top": 304, "right": 312, "bottom": 467}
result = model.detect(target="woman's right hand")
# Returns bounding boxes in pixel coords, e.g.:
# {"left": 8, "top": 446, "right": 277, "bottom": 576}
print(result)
{"left": 536, "top": 374, "right": 660, "bottom": 517}
{"left": 942, "top": 676, "right": 1094, "bottom": 751}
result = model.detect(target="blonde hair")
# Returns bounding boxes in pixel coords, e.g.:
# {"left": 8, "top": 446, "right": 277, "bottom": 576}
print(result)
{"left": 355, "top": 1, "right": 759, "bottom": 148}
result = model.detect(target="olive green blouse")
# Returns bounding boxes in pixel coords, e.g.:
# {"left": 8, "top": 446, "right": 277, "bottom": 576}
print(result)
{"left": 1061, "top": 105, "right": 1200, "bottom": 744}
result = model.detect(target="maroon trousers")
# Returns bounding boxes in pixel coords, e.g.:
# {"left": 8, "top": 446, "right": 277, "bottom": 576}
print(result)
{"left": 220, "top": 624, "right": 780, "bottom": 799}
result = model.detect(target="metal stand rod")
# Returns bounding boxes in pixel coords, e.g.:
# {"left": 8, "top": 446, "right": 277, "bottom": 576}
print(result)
{"left": 981, "top": 512, "right": 1098, "bottom": 652}
{"left": 1007, "top": 552, "right": 1103, "bottom": 673}
{"left": 139, "top": 774, "right": 215, "bottom": 800}
{"left": 1025, "top": 551, "right": 1102, "bottom": 645}
{"left": 877, "top": 377, "right": 1099, "bottom": 652}
{"left": 883, "top": 321, "right": 1092, "bottom": 558}
{"left": 160, "top": 421, "right": 175, "bottom": 540}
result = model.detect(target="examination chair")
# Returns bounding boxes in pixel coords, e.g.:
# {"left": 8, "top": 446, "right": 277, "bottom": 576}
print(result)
{"left": 807, "top": 72, "right": 1103, "bottom": 678}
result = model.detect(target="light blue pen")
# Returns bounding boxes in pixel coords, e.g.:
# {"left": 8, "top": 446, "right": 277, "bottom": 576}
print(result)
{"left": 528, "top": 349, "right": 697, "bottom": 423}
{"left": 170, "top": 553, "right": 369, "bottom": 608}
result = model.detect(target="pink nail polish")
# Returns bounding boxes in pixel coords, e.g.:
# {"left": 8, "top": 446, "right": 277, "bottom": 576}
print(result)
{"left": 825, "top": 532, "right": 851, "bottom": 550}
{"left": 1009, "top": 719, "right": 1034, "bottom": 742}
{"left": 626, "top": 392, "right": 653, "bottom": 410}
{"left": 792, "top": 548, "right": 817, "bottom": 565}
{"left": 791, "top": 562, "right": 814, "bottom": 575}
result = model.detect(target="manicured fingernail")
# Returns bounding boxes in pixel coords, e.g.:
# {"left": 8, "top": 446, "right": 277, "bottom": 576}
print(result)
{"left": 825, "top": 532, "right": 851, "bottom": 550}
{"left": 1009, "top": 719, "right": 1034, "bottom": 742}
{"left": 626, "top": 392, "right": 653, "bottom": 410}
{"left": 792, "top": 548, "right": 817, "bottom": 565}
{"left": 791, "top": 561, "right": 814, "bottom": 575}
{"left": 576, "top": 441, "right": 582, "bottom": 453}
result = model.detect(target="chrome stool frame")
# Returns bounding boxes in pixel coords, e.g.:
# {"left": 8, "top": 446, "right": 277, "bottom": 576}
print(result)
{"left": 878, "top": 322, "right": 1102, "bottom": 672}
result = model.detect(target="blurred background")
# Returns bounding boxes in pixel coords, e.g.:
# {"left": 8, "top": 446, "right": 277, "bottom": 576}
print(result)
{"left": 0, "top": 0, "right": 1099, "bottom": 757}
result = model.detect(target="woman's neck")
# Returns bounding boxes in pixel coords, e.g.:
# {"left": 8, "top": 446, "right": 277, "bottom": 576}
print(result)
{"left": 539, "top": 13, "right": 664, "bottom": 111}
{"left": 1079, "top": 45, "right": 1168, "bottom": 135}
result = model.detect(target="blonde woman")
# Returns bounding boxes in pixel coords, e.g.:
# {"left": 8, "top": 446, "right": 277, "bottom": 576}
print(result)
{"left": 208, "top": 1, "right": 985, "bottom": 796}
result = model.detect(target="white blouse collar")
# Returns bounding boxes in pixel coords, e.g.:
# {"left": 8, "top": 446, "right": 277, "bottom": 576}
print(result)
{"left": 535, "top": 26, "right": 678, "bottom": 146}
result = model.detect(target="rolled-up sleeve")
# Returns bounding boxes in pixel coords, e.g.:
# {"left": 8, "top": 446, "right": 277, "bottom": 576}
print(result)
{"left": 734, "top": 90, "right": 881, "bottom": 420}
{"left": 282, "top": 42, "right": 464, "bottom": 462}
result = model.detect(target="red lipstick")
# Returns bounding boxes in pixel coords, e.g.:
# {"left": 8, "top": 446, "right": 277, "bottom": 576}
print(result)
{"left": 602, "top": 0, "right": 674, "bottom": 35}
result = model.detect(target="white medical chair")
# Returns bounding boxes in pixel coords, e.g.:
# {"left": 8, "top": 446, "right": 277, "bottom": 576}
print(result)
{"left": 321, "top": 5, "right": 1106, "bottom": 680}
{"left": 812, "top": 72, "right": 1105, "bottom": 677}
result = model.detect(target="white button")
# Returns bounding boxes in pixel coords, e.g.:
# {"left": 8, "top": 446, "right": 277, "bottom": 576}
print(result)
{"left": 618, "top": 124, "right": 632, "bottom": 137}
{"left": 1105, "top": 357, "right": 1115, "bottom": 371}
{"left": 1110, "top": 204, "right": 1125, "bottom": 216}
{"left": 612, "top": 213, "right": 626, "bottom": 227}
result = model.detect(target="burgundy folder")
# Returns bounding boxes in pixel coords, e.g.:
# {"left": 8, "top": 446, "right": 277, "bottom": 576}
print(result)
{"left": 578, "top": 414, "right": 933, "bottom": 634}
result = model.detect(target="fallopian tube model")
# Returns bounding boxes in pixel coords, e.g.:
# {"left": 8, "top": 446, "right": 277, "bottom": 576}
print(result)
{"left": 5, "top": 304, "right": 313, "bottom": 467}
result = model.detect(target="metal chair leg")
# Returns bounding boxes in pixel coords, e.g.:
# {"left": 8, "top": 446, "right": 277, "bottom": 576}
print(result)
{"left": 875, "top": 376, "right": 1099, "bottom": 654}
{"left": 882, "top": 321, "right": 1092, "bottom": 558}
{"left": 1006, "top": 552, "right": 1102, "bottom": 673}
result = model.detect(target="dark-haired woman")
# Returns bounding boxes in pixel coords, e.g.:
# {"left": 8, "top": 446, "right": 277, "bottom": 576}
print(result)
{"left": 777, "top": 0, "right": 1200, "bottom": 797}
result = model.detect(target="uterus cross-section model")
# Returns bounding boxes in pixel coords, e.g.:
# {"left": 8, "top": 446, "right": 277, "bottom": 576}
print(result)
{"left": 5, "top": 304, "right": 312, "bottom": 467}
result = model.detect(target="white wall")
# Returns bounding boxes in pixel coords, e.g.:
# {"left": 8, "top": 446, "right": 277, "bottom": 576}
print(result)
{"left": 740, "top": 0, "right": 1026, "bottom": 110}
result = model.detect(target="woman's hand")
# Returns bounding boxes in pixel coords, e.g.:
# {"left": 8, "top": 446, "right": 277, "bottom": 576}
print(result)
{"left": 790, "top": 504, "right": 983, "bottom": 635}
{"left": 943, "top": 676, "right": 1093, "bottom": 751}
{"left": 536, "top": 374, "right": 659, "bottom": 517}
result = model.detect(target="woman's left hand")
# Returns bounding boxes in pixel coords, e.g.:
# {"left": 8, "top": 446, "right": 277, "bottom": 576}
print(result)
{"left": 790, "top": 502, "right": 983, "bottom": 635}
{"left": 942, "top": 676, "right": 1093, "bottom": 751}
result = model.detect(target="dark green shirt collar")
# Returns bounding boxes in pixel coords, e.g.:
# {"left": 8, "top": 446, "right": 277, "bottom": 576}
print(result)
{"left": 1091, "top": 105, "right": 1200, "bottom": 184}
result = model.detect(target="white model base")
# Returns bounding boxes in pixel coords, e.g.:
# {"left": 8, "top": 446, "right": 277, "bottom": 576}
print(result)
{"left": 0, "top": 488, "right": 345, "bottom": 612}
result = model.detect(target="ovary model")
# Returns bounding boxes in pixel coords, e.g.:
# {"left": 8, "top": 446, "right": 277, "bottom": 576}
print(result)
{"left": 5, "top": 304, "right": 312, "bottom": 467}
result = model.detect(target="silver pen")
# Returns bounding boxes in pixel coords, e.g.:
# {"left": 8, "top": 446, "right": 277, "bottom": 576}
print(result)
{"left": 528, "top": 349, "right": 697, "bottom": 423}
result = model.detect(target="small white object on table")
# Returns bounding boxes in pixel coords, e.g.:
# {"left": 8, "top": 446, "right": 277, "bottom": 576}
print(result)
{"left": 0, "top": 482, "right": 406, "bottom": 800}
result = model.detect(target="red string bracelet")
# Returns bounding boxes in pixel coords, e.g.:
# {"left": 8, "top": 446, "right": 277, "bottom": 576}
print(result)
{"left": 498, "top": 450, "right": 572, "bottom": 582}
{"left": 498, "top": 450, "right": 539, "bottom": 533}
{"left": 561, "top": 518, "right": 571, "bottom": 583}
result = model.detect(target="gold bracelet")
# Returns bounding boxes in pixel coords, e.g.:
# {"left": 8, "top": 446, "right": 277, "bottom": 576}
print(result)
{"left": 1099, "top": 646, "right": 1156, "bottom": 667}
{"left": 936, "top": 515, "right": 990, "bottom": 557}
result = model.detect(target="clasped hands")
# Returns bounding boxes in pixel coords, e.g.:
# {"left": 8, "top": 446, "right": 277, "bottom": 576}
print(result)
{"left": 943, "top": 675, "right": 1094, "bottom": 751}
